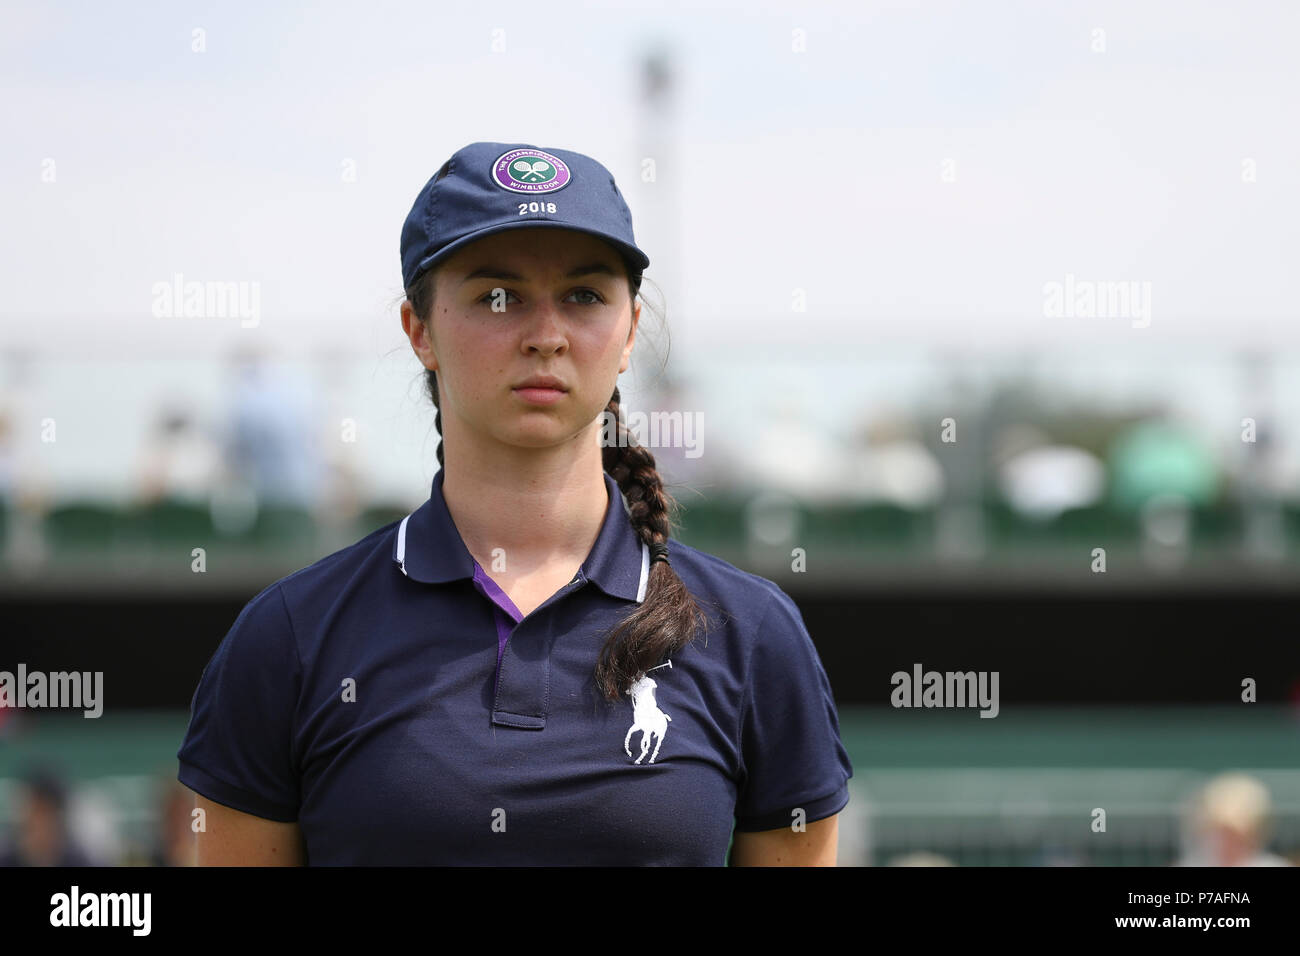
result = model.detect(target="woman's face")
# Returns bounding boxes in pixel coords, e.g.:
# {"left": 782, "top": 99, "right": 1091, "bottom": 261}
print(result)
{"left": 411, "top": 227, "right": 639, "bottom": 455}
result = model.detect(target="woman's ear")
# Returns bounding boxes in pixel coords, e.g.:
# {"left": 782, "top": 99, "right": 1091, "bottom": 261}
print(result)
{"left": 401, "top": 300, "right": 439, "bottom": 372}
{"left": 621, "top": 300, "right": 640, "bottom": 370}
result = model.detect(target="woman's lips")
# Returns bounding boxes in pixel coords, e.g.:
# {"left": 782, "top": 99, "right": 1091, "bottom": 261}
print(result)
{"left": 513, "top": 386, "right": 566, "bottom": 405}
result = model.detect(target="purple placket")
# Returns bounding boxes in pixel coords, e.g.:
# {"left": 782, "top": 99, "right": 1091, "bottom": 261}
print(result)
{"left": 470, "top": 561, "right": 524, "bottom": 694}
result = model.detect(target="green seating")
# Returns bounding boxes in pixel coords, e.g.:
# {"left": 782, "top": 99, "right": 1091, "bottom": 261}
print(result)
{"left": 247, "top": 504, "right": 317, "bottom": 546}
{"left": 43, "top": 502, "right": 123, "bottom": 550}
{"left": 1188, "top": 504, "right": 1244, "bottom": 547}
{"left": 803, "top": 502, "right": 926, "bottom": 550}
{"left": 124, "top": 498, "right": 216, "bottom": 544}
{"left": 675, "top": 497, "right": 747, "bottom": 550}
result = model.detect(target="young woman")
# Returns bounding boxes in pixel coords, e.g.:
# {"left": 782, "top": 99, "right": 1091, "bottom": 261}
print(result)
{"left": 178, "top": 142, "right": 853, "bottom": 866}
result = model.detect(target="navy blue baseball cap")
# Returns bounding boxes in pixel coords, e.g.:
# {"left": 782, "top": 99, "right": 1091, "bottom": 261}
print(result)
{"left": 400, "top": 141, "right": 651, "bottom": 291}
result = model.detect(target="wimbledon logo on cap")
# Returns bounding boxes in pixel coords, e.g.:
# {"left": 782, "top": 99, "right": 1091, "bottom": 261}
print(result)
{"left": 492, "top": 148, "right": 571, "bottom": 194}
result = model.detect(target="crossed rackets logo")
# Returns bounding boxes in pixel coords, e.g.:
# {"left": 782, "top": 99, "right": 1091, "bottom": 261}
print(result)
{"left": 492, "top": 148, "right": 569, "bottom": 193}
{"left": 510, "top": 159, "right": 555, "bottom": 184}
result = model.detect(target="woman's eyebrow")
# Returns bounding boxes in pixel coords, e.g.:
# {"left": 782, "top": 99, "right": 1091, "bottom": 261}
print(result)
{"left": 459, "top": 263, "right": 620, "bottom": 285}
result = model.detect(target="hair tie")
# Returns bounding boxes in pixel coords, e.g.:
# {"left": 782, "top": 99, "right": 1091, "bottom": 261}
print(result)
{"left": 649, "top": 542, "right": 670, "bottom": 567}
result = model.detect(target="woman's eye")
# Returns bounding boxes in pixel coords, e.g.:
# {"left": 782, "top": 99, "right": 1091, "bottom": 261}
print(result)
{"left": 476, "top": 288, "right": 604, "bottom": 307}
{"left": 477, "top": 289, "right": 520, "bottom": 306}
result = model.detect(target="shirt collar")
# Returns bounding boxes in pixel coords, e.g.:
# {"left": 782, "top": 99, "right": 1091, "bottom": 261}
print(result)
{"left": 393, "top": 469, "right": 650, "bottom": 604}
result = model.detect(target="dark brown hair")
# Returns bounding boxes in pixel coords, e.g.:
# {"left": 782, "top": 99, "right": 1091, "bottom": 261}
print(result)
{"left": 404, "top": 259, "right": 710, "bottom": 702}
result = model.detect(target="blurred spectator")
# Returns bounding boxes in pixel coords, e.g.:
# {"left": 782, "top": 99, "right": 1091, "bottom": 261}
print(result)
{"left": 0, "top": 765, "right": 95, "bottom": 866}
{"left": 133, "top": 404, "right": 222, "bottom": 508}
{"left": 1032, "top": 843, "right": 1088, "bottom": 866}
{"left": 887, "top": 851, "right": 957, "bottom": 866}
{"left": 148, "top": 777, "right": 197, "bottom": 867}
{"left": 0, "top": 367, "right": 54, "bottom": 569}
{"left": 845, "top": 413, "right": 944, "bottom": 508}
{"left": 747, "top": 395, "right": 845, "bottom": 503}
{"left": 993, "top": 423, "right": 1105, "bottom": 520}
{"left": 1175, "top": 773, "right": 1293, "bottom": 866}
{"left": 0, "top": 405, "right": 12, "bottom": 506}
{"left": 221, "top": 350, "right": 325, "bottom": 510}
{"left": 1109, "top": 418, "right": 1219, "bottom": 512}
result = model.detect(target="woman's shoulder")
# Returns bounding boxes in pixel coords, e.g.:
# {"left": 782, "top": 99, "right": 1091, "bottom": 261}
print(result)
{"left": 665, "top": 538, "right": 808, "bottom": 638}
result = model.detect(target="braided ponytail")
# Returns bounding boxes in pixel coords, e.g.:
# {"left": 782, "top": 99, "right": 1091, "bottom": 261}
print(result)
{"left": 403, "top": 262, "right": 710, "bottom": 702}
{"left": 594, "top": 384, "right": 710, "bottom": 700}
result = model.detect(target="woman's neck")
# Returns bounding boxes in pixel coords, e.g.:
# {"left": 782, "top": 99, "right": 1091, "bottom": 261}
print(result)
{"left": 439, "top": 444, "right": 611, "bottom": 576}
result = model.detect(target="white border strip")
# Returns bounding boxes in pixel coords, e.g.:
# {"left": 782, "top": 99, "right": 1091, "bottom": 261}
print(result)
{"left": 396, "top": 515, "right": 411, "bottom": 576}
{"left": 636, "top": 542, "right": 650, "bottom": 602}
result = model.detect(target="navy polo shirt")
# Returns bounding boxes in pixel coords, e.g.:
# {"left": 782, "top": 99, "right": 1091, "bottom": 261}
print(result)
{"left": 177, "top": 470, "right": 853, "bottom": 865}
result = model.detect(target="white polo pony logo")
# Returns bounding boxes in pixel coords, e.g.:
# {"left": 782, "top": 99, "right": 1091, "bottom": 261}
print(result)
{"left": 624, "top": 661, "right": 673, "bottom": 765}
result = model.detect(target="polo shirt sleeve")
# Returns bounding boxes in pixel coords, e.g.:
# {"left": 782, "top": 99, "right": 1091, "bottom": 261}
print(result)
{"left": 733, "top": 585, "right": 853, "bottom": 833}
{"left": 177, "top": 582, "right": 302, "bottom": 822}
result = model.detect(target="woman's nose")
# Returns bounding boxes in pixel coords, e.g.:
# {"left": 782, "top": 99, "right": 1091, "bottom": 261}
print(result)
{"left": 521, "top": 304, "right": 568, "bottom": 353}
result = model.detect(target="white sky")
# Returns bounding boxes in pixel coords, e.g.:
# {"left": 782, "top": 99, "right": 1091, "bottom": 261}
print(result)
{"left": 1, "top": 0, "right": 1297, "bottom": 499}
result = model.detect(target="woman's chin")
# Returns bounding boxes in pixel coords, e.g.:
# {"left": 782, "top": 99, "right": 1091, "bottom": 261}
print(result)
{"left": 500, "top": 422, "right": 583, "bottom": 450}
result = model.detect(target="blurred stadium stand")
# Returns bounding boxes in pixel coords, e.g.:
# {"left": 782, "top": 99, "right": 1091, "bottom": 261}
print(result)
{"left": 3, "top": 708, "right": 1297, "bottom": 866}
{"left": 3, "top": 346, "right": 1299, "bottom": 865}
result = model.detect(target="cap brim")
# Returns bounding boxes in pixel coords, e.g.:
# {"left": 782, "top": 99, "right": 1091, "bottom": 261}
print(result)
{"left": 408, "top": 220, "right": 649, "bottom": 289}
